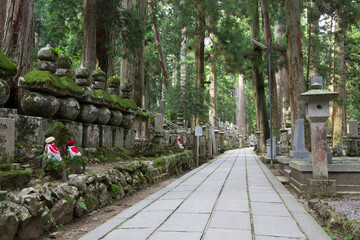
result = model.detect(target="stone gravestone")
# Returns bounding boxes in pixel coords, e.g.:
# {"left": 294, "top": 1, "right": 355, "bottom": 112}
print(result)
{"left": 290, "top": 119, "right": 310, "bottom": 159}
{"left": 349, "top": 120, "right": 358, "bottom": 138}
{"left": 0, "top": 117, "right": 15, "bottom": 162}
{"left": 159, "top": 101, "right": 166, "bottom": 115}
{"left": 154, "top": 114, "right": 164, "bottom": 133}
{"left": 266, "top": 137, "right": 276, "bottom": 157}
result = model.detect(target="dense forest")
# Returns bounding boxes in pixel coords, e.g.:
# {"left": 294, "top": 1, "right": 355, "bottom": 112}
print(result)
{"left": 1, "top": 0, "right": 360, "bottom": 149}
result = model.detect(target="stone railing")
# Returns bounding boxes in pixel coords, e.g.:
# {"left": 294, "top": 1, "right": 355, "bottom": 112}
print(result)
{"left": 0, "top": 151, "right": 195, "bottom": 240}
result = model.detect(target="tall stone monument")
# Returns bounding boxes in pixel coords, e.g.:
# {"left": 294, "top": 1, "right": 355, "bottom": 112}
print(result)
{"left": 301, "top": 76, "right": 338, "bottom": 195}
{"left": 290, "top": 119, "right": 309, "bottom": 159}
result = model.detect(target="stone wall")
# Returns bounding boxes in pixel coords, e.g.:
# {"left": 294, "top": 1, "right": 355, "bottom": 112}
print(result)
{"left": 0, "top": 151, "right": 195, "bottom": 240}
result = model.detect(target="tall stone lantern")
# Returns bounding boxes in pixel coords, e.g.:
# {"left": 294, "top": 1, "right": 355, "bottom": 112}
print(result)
{"left": 301, "top": 77, "right": 338, "bottom": 179}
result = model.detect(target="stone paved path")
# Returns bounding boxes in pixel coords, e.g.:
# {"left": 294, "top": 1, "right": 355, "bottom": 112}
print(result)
{"left": 79, "top": 148, "right": 330, "bottom": 240}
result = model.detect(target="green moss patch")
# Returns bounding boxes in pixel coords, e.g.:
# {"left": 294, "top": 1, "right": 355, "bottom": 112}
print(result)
{"left": 0, "top": 170, "right": 32, "bottom": 190}
{"left": 23, "top": 69, "right": 66, "bottom": 90}
{"left": 107, "top": 77, "right": 120, "bottom": 86}
{"left": 94, "top": 89, "right": 116, "bottom": 103}
{"left": 46, "top": 122, "right": 75, "bottom": 156}
{"left": 92, "top": 69, "right": 106, "bottom": 77}
{"left": 0, "top": 164, "right": 11, "bottom": 171}
{"left": 57, "top": 53, "right": 72, "bottom": 69}
{"left": 60, "top": 76, "right": 84, "bottom": 95}
{"left": 0, "top": 51, "right": 17, "bottom": 77}
{"left": 118, "top": 98, "right": 137, "bottom": 110}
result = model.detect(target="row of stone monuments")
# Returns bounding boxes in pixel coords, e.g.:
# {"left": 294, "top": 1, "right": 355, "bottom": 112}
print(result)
{"left": 0, "top": 45, "right": 140, "bottom": 162}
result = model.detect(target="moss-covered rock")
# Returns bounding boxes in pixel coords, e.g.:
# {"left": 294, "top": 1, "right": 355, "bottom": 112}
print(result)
{"left": 59, "top": 76, "right": 84, "bottom": 97}
{"left": 120, "top": 113, "right": 136, "bottom": 129}
{"left": 76, "top": 104, "right": 98, "bottom": 123}
{"left": 38, "top": 45, "right": 58, "bottom": 62}
{"left": 75, "top": 65, "right": 91, "bottom": 78}
{"left": 92, "top": 68, "right": 106, "bottom": 82}
{"left": 57, "top": 52, "right": 72, "bottom": 69}
{"left": 46, "top": 122, "right": 75, "bottom": 156}
{"left": 108, "top": 110, "right": 123, "bottom": 126}
{"left": 0, "top": 170, "right": 32, "bottom": 190}
{"left": 107, "top": 76, "right": 121, "bottom": 88}
{"left": 55, "top": 97, "right": 80, "bottom": 120}
{"left": 94, "top": 106, "right": 111, "bottom": 125}
{"left": 37, "top": 61, "right": 57, "bottom": 73}
{"left": 21, "top": 92, "right": 60, "bottom": 118}
{"left": 0, "top": 51, "right": 17, "bottom": 78}
{"left": 118, "top": 98, "right": 137, "bottom": 110}
{"left": 0, "top": 79, "right": 10, "bottom": 106}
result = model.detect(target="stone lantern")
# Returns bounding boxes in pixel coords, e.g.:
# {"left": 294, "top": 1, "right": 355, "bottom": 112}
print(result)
{"left": 301, "top": 77, "right": 338, "bottom": 179}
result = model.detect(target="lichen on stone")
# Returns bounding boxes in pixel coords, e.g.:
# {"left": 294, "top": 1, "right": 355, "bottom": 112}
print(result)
{"left": 0, "top": 51, "right": 17, "bottom": 77}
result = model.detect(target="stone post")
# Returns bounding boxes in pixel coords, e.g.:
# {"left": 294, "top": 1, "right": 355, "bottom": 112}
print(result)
{"left": 301, "top": 77, "right": 338, "bottom": 179}
{"left": 349, "top": 120, "right": 359, "bottom": 138}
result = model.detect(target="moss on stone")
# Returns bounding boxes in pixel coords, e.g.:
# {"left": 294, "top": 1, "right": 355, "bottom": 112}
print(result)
{"left": 153, "top": 157, "right": 166, "bottom": 168}
{"left": 118, "top": 98, "right": 137, "bottom": 110}
{"left": 94, "top": 89, "right": 116, "bottom": 103}
{"left": 92, "top": 69, "right": 106, "bottom": 77}
{"left": 0, "top": 51, "right": 17, "bottom": 76}
{"left": 23, "top": 70, "right": 66, "bottom": 90}
{"left": 107, "top": 77, "right": 120, "bottom": 85}
{"left": 57, "top": 53, "right": 72, "bottom": 69}
{"left": 0, "top": 170, "right": 32, "bottom": 190}
{"left": 0, "top": 164, "right": 11, "bottom": 171}
{"left": 60, "top": 76, "right": 84, "bottom": 94}
{"left": 46, "top": 122, "right": 75, "bottom": 156}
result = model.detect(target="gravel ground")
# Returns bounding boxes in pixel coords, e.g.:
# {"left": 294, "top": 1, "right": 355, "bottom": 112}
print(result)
{"left": 327, "top": 195, "right": 360, "bottom": 222}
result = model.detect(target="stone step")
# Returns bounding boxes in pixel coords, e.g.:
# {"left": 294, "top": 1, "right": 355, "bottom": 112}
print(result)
{"left": 284, "top": 169, "right": 291, "bottom": 180}
{"left": 276, "top": 175, "right": 290, "bottom": 184}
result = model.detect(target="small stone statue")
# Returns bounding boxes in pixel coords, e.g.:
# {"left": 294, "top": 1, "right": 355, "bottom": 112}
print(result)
{"left": 177, "top": 138, "right": 184, "bottom": 150}
{"left": 67, "top": 140, "right": 81, "bottom": 157}
{"left": 44, "top": 136, "right": 62, "bottom": 161}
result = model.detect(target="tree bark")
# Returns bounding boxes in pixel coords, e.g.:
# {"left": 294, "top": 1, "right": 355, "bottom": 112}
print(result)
{"left": 120, "top": 0, "right": 134, "bottom": 94}
{"left": 249, "top": 0, "right": 269, "bottom": 153}
{"left": 132, "top": 0, "right": 147, "bottom": 107}
{"left": 149, "top": 0, "right": 169, "bottom": 91}
{"left": 82, "top": 0, "right": 97, "bottom": 72}
{"left": 238, "top": 74, "right": 246, "bottom": 136}
{"left": 2, "top": 0, "right": 35, "bottom": 109}
{"left": 96, "top": 0, "right": 116, "bottom": 77}
{"left": 327, "top": 14, "right": 335, "bottom": 127}
{"left": 306, "top": 0, "right": 320, "bottom": 86}
{"left": 0, "top": 0, "right": 8, "bottom": 44}
{"left": 179, "top": 25, "right": 187, "bottom": 90}
{"left": 260, "top": 0, "right": 280, "bottom": 137}
{"left": 332, "top": 11, "right": 346, "bottom": 147}
{"left": 285, "top": 0, "right": 306, "bottom": 128}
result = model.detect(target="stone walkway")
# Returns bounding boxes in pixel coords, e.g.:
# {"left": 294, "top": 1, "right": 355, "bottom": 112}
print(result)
{"left": 79, "top": 148, "right": 330, "bottom": 240}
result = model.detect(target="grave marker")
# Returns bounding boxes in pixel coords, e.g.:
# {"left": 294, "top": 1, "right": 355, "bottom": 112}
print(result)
{"left": 0, "top": 117, "right": 15, "bottom": 162}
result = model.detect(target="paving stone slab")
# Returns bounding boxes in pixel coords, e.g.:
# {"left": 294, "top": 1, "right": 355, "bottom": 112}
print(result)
{"left": 215, "top": 198, "right": 249, "bottom": 212}
{"left": 160, "top": 190, "right": 192, "bottom": 200}
{"left": 148, "top": 231, "right": 203, "bottom": 240}
{"left": 251, "top": 202, "right": 291, "bottom": 217}
{"left": 112, "top": 199, "right": 153, "bottom": 219}
{"left": 256, "top": 235, "right": 306, "bottom": 240}
{"left": 204, "top": 229, "right": 252, "bottom": 240}
{"left": 102, "top": 228, "right": 153, "bottom": 240}
{"left": 250, "top": 192, "right": 283, "bottom": 203}
{"left": 144, "top": 199, "right": 183, "bottom": 211}
{"left": 78, "top": 218, "right": 126, "bottom": 240}
{"left": 158, "top": 213, "right": 210, "bottom": 232}
{"left": 253, "top": 215, "right": 305, "bottom": 239}
{"left": 119, "top": 210, "right": 172, "bottom": 229}
{"left": 219, "top": 189, "right": 248, "bottom": 200}
{"left": 177, "top": 199, "right": 216, "bottom": 214}
{"left": 208, "top": 211, "right": 251, "bottom": 230}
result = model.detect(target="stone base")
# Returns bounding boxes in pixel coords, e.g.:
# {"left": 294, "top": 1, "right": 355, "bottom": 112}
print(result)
{"left": 290, "top": 150, "right": 310, "bottom": 159}
{"left": 83, "top": 124, "right": 100, "bottom": 148}
{"left": 100, "top": 125, "right": 112, "bottom": 147}
{"left": 62, "top": 120, "right": 83, "bottom": 147}
{"left": 305, "top": 178, "right": 337, "bottom": 197}
{"left": 112, "top": 126, "right": 124, "bottom": 148}
{"left": 0, "top": 108, "right": 18, "bottom": 119}
{"left": 124, "top": 130, "right": 135, "bottom": 149}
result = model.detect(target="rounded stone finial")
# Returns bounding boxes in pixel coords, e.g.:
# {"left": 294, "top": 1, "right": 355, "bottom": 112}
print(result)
{"left": 75, "top": 65, "right": 91, "bottom": 78}
{"left": 38, "top": 44, "right": 58, "bottom": 62}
